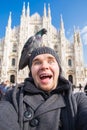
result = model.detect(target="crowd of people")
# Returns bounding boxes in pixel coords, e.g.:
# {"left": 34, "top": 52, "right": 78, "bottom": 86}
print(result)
{"left": 0, "top": 80, "right": 14, "bottom": 100}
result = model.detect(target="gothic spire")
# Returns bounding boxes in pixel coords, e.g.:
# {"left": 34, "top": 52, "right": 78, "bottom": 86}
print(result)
{"left": 60, "top": 14, "right": 65, "bottom": 33}
{"left": 22, "top": 2, "right": 26, "bottom": 16}
{"left": 43, "top": 3, "right": 47, "bottom": 17}
{"left": 73, "top": 26, "right": 82, "bottom": 44}
{"left": 7, "top": 12, "right": 12, "bottom": 28}
{"left": 48, "top": 3, "right": 51, "bottom": 18}
{"left": 77, "top": 27, "right": 81, "bottom": 43}
{"left": 27, "top": 2, "right": 30, "bottom": 17}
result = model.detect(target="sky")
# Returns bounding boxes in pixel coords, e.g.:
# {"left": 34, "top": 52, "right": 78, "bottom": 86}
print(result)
{"left": 0, "top": 0, "right": 87, "bottom": 65}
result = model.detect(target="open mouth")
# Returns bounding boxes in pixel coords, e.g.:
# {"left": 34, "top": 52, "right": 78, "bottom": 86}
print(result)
{"left": 39, "top": 73, "right": 52, "bottom": 80}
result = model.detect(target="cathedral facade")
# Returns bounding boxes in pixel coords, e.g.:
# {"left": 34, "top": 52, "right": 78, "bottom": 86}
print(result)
{"left": 0, "top": 2, "right": 87, "bottom": 86}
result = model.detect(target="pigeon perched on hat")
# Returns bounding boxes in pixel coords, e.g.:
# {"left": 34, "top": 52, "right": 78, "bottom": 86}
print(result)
{"left": 19, "top": 28, "right": 47, "bottom": 70}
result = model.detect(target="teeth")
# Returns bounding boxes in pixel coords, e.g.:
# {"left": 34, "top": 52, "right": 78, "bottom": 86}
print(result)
{"left": 40, "top": 73, "right": 52, "bottom": 78}
{"left": 40, "top": 74, "right": 49, "bottom": 77}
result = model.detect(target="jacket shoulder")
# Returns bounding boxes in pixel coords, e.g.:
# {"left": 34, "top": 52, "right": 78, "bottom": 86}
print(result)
{"left": 2, "top": 83, "right": 24, "bottom": 110}
{"left": 74, "top": 92, "right": 87, "bottom": 106}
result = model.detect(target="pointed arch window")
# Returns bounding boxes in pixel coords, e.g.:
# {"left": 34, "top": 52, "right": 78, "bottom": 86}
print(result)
{"left": 68, "top": 59, "right": 72, "bottom": 66}
{"left": 12, "top": 58, "right": 15, "bottom": 66}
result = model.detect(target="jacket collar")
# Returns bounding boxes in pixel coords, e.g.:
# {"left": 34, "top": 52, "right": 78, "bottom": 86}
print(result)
{"left": 23, "top": 94, "right": 66, "bottom": 117}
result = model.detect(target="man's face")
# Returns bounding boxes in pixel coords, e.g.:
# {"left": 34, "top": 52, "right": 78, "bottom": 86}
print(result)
{"left": 31, "top": 54, "right": 60, "bottom": 92}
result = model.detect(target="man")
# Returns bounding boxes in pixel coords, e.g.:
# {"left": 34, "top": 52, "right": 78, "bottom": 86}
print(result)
{"left": 84, "top": 83, "right": 87, "bottom": 95}
{"left": 0, "top": 46, "right": 87, "bottom": 130}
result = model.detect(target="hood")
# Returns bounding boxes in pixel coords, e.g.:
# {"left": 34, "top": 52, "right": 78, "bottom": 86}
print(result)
{"left": 23, "top": 76, "right": 72, "bottom": 96}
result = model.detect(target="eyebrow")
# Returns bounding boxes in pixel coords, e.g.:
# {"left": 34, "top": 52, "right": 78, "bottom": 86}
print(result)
{"left": 32, "top": 56, "right": 56, "bottom": 63}
{"left": 47, "top": 56, "right": 56, "bottom": 60}
{"left": 32, "top": 58, "right": 40, "bottom": 63}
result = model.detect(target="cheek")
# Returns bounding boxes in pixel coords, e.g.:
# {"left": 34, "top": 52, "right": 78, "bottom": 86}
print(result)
{"left": 31, "top": 66, "right": 39, "bottom": 76}
{"left": 52, "top": 64, "right": 59, "bottom": 70}
{"left": 52, "top": 65, "right": 60, "bottom": 75}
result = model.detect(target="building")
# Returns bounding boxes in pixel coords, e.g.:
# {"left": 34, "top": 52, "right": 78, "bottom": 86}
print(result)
{"left": 0, "top": 2, "right": 87, "bottom": 86}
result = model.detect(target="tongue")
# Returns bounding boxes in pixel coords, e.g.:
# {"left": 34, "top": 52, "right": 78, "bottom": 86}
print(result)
{"left": 40, "top": 77, "right": 50, "bottom": 84}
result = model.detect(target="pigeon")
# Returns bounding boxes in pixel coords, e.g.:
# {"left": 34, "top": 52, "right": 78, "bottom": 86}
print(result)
{"left": 19, "top": 28, "right": 47, "bottom": 70}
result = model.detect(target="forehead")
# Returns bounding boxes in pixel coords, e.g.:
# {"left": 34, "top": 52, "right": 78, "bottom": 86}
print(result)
{"left": 33, "top": 54, "right": 56, "bottom": 61}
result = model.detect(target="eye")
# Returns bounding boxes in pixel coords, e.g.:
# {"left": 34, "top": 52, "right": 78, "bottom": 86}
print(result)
{"left": 33, "top": 61, "right": 41, "bottom": 65}
{"left": 48, "top": 59, "right": 55, "bottom": 64}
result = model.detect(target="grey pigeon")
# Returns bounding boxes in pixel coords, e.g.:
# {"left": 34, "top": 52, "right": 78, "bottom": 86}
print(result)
{"left": 19, "top": 28, "right": 47, "bottom": 70}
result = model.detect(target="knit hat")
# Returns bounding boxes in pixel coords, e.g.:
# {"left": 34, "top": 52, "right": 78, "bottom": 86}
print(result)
{"left": 29, "top": 46, "right": 62, "bottom": 76}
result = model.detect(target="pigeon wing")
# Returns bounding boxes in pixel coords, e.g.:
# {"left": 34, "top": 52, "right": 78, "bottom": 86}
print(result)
{"left": 19, "top": 36, "right": 34, "bottom": 70}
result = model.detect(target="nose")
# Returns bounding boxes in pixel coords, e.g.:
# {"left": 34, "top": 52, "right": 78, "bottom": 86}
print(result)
{"left": 40, "top": 61, "right": 49, "bottom": 70}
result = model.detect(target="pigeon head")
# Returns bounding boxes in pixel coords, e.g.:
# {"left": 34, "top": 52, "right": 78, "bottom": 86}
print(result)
{"left": 35, "top": 28, "right": 47, "bottom": 36}
{"left": 41, "top": 28, "right": 47, "bottom": 35}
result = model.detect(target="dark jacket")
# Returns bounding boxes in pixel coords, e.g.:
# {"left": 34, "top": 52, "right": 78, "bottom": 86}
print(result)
{"left": 0, "top": 77, "right": 87, "bottom": 130}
